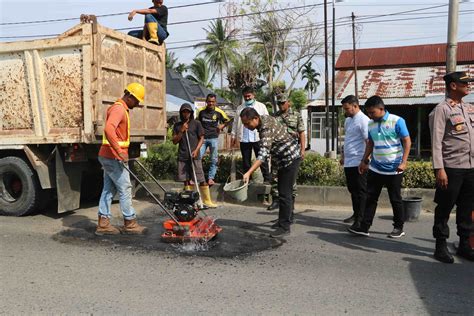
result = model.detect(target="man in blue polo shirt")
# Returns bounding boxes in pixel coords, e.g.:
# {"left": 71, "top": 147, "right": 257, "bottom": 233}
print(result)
{"left": 348, "top": 95, "right": 411, "bottom": 238}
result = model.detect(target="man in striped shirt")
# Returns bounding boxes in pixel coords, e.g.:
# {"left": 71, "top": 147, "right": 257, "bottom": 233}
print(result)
{"left": 348, "top": 95, "right": 411, "bottom": 238}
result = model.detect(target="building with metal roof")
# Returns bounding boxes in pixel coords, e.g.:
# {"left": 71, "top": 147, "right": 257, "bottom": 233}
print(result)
{"left": 307, "top": 41, "right": 474, "bottom": 157}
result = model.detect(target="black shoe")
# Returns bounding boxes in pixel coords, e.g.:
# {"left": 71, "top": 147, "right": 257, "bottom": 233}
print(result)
{"left": 270, "top": 222, "right": 280, "bottom": 229}
{"left": 270, "top": 227, "right": 290, "bottom": 238}
{"left": 434, "top": 239, "right": 454, "bottom": 263}
{"left": 343, "top": 215, "right": 356, "bottom": 223}
{"left": 388, "top": 228, "right": 406, "bottom": 238}
{"left": 267, "top": 200, "right": 279, "bottom": 211}
{"left": 347, "top": 225, "right": 369, "bottom": 237}
{"left": 457, "top": 239, "right": 474, "bottom": 261}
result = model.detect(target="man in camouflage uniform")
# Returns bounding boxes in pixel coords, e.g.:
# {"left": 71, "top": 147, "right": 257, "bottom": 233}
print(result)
{"left": 267, "top": 93, "right": 306, "bottom": 211}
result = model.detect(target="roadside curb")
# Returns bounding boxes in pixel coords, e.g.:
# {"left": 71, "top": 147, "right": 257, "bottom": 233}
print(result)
{"left": 136, "top": 181, "right": 436, "bottom": 211}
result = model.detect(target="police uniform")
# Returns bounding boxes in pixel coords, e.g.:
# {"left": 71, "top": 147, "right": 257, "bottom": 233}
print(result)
{"left": 428, "top": 71, "right": 474, "bottom": 262}
{"left": 270, "top": 95, "right": 305, "bottom": 204}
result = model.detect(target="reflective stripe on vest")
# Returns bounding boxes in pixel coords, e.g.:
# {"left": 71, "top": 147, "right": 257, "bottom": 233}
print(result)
{"left": 102, "top": 101, "right": 130, "bottom": 148}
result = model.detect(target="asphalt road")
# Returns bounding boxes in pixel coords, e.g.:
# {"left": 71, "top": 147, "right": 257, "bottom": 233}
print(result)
{"left": 1, "top": 199, "right": 472, "bottom": 315}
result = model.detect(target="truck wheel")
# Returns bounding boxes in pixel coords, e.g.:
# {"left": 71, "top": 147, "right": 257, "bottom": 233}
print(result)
{"left": 0, "top": 157, "right": 42, "bottom": 216}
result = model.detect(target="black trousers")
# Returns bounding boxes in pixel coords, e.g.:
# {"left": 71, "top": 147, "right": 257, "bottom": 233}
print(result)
{"left": 344, "top": 167, "right": 367, "bottom": 223}
{"left": 277, "top": 158, "right": 301, "bottom": 230}
{"left": 362, "top": 170, "right": 404, "bottom": 229}
{"left": 240, "top": 142, "right": 271, "bottom": 182}
{"left": 433, "top": 168, "right": 474, "bottom": 240}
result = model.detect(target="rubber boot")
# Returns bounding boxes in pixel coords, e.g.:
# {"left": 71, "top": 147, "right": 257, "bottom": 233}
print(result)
{"left": 457, "top": 237, "right": 474, "bottom": 261}
{"left": 95, "top": 216, "right": 120, "bottom": 236}
{"left": 146, "top": 22, "right": 159, "bottom": 45}
{"left": 200, "top": 185, "right": 217, "bottom": 208}
{"left": 434, "top": 239, "right": 454, "bottom": 264}
{"left": 120, "top": 218, "right": 148, "bottom": 235}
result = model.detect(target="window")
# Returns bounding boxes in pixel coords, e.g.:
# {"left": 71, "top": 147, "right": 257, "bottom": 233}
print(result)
{"left": 311, "top": 113, "right": 332, "bottom": 139}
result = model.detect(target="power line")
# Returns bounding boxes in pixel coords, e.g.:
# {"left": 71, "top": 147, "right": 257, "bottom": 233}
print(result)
{"left": 1, "top": 4, "right": 468, "bottom": 40}
{"left": 0, "top": 1, "right": 222, "bottom": 26}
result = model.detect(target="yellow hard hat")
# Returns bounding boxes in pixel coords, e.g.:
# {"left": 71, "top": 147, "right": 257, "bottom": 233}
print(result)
{"left": 125, "top": 82, "right": 145, "bottom": 103}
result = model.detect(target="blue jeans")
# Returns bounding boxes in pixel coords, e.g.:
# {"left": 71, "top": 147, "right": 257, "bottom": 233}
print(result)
{"left": 127, "top": 14, "right": 168, "bottom": 41}
{"left": 199, "top": 138, "right": 219, "bottom": 180}
{"left": 98, "top": 156, "right": 136, "bottom": 220}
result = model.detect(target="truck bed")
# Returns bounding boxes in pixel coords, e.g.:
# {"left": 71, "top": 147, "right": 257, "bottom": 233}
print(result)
{"left": 0, "top": 21, "right": 167, "bottom": 145}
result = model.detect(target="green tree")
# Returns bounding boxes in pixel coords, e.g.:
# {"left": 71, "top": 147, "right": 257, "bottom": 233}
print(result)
{"left": 301, "top": 62, "right": 321, "bottom": 99}
{"left": 185, "top": 57, "right": 214, "bottom": 89}
{"left": 195, "top": 19, "right": 239, "bottom": 89}
{"left": 166, "top": 51, "right": 187, "bottom": 76}
{"left": 289, "top": 89, "right": 308, "bottom": 111}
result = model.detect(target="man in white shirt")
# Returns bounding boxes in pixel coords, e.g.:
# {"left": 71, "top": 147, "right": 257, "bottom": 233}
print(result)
{"left": 231, "top": 86, "right": 271, "bottom": 182}
{"left": 340, "top": 95, "right": 370, "bottom": 227}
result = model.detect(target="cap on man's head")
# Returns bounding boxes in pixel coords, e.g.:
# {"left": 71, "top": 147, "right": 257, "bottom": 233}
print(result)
{"left": 443, "top": 71, "right": 474, "bottom": 84}
{"left": 276, "top": 93, "right": 289, "bottom": 103}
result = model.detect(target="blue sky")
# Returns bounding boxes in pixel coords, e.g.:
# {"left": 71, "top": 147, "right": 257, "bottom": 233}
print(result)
{"left": 1, "top": 0, "right": 473, "bottom": 91}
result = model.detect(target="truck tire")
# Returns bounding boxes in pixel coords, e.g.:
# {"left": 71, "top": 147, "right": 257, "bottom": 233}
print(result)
{"left": 0, "top": 157, "right": 42, "bottom": 216}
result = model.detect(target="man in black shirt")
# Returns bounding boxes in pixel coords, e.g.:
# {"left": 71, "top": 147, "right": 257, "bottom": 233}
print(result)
{"left": 128, "top": 0, "right": 169, "bottom": 45}
{"left": 197, "top": 94, "right": 232, "bottom": 186}
{"left": 172, "top": 103, "right": 216, "bottom": 208}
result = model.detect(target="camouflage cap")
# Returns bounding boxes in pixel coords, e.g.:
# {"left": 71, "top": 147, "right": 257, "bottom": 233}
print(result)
{"left": 276, "top": 93, "right": 289, "bottom": 103}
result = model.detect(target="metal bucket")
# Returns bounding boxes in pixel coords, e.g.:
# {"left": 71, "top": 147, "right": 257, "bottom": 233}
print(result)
{"left": 223, "top": 179, "right": 248, "bottom": 202}
{"left": 403, "top": 197, "right": 423, "bottom": 222}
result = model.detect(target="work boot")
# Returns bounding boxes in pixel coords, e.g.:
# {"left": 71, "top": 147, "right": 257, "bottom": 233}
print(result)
{"left": 200, "top": 185, "right": 218, "bottom": 208}
{"left": 267, "top": 199, "right": 279, "bottom": 211}
{"left": 121, "top": 218, "right": 148, "bottom": 235}
{"left": 95, "top": 215, "right": 120, "bottom": 236}
{"left": 183, "top": 185, "right": 194, "bottom": 191}
{"left": 146, "top": 22, "right": 159, "bottom": 45}
{"left": 457, "top": 237, "right": 474, "bottom": 261}
{"left": 434, "top": 239, "right": 454, "bottom": 264}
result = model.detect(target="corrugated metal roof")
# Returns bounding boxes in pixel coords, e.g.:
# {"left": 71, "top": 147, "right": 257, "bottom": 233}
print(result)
{"left": 336, "top": 41, "right": 474, "bottom": 70}
{"left": 311, "top": 64, "right": 474, "bottom": 106}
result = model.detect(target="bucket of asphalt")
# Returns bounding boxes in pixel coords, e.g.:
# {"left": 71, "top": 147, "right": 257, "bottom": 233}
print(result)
{"left": 223, "top": 179, "right": 248, "bottom": 202}
{"left": 403, "top": 196, "right": 422, "bottom": 222}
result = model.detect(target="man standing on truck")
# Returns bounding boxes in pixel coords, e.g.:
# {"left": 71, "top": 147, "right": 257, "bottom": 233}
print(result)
{"left": 95, "top": 83, "right": 148, "bottom": 236}
{"left": 128, "top": 0, "right": 169, "bottom": 45}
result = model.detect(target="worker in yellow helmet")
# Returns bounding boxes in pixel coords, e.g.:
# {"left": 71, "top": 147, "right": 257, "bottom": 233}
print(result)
{"left": 96, "top": 83, "right": 148, "bottom": 236}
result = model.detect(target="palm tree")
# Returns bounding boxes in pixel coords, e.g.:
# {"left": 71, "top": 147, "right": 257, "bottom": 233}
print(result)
{"left": 195, "top": 19, "right": 239, "bottom": 89}
{"left": 301, "top": 62, "right": 321, "bottom": 100}
{"left": 185, "top": 57, "right": 214, "bottom": 89}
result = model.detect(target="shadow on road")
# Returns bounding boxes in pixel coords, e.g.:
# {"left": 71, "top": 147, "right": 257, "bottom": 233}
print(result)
{"left": 403, "top": 257, "right": 474, "bottom": 315}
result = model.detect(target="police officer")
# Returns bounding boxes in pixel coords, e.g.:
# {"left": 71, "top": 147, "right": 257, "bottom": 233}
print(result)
{"left": 267, "top": 93, "right": 306, "bottom": 211}
{"left": 429, "top": 71, "right": 474, "bottom": 263}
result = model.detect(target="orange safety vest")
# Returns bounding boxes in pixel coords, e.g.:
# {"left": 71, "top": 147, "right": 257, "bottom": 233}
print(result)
{"left": 102, "top": 101, "right": 130, "bottom": 148}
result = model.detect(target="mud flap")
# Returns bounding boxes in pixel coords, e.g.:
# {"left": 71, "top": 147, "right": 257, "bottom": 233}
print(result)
{"left": 55, "top": 150, "right": 83, "bottom": 213}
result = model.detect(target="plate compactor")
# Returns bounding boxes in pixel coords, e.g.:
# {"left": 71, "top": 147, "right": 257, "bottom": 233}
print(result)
{"left": 122, "top": 158, "right": 222, "bottom": 243}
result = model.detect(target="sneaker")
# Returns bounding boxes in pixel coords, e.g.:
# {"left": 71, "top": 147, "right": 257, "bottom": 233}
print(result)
{"left": 343, "top": 215, "right": 356, "bottom": 223}
{"left": 270, "top": 227, "right": 290, "bottom": 238}
{"left": 388, "top": 228, "right": 405, "bottom": 238}
{"left": 347, "top": 225, "right": 369, "bottom": 237}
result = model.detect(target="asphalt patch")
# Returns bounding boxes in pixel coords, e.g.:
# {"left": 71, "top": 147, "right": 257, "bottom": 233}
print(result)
{"left": 53, "top": 211, "right": 283, "bottom": 258}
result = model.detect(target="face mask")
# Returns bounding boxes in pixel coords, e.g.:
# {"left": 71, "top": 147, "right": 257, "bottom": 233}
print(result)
{"left": 245, "top": 99, "right": 255, "bottom": 107}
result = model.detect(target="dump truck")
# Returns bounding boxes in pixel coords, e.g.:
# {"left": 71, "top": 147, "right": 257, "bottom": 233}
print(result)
{"left": 0, "top": 16, "right": 167, "bottom": 216}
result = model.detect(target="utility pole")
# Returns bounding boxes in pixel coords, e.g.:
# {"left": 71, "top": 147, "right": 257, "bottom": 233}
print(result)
{"left": 446, "top": 0, "right": 459, "bottom": 72}
{"left": 351, "top": 12, "right": 358, "bottom": 99}
{"left": 324, "top": 0, "right": 330, "bottom": 153}
{"left": 331, "top": 0, "right": 336, "bottom": 152}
